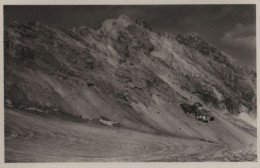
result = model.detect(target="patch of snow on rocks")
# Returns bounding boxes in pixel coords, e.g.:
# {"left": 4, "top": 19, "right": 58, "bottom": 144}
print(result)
{"left": 213, "top": 87, "right": 223, "bottom": 101}
{"left": 25, "top": 107, "right": 44, "bottom": 113}
{"left": 99, "top": 119, "right": 118, "bottom": 127}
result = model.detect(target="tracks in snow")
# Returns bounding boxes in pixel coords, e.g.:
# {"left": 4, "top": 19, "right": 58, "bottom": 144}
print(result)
{"left": 5, "top": 108, "right": 256, "bottom": 162}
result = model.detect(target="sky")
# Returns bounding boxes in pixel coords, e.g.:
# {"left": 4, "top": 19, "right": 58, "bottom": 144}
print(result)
{"left": 4, "top": 5, "right": 256, "bottom": 68}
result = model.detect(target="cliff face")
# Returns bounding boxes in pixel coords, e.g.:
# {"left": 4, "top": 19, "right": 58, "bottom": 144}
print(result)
{"left": 176, "top": 32, "right": 256, "bottom": 116}
{"left": 4, "top": 15, "right": 256, "bottom": 135}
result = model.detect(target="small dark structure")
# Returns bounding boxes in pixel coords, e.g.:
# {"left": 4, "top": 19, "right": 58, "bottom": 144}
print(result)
{"left": 180, "top": 102, "right": 215, "bottom": 123}
{"left": 193, "top": 102, "right": 203, "bottom": 116}
{"left": 180, "top": 103, "right": 192, "bottom": 114}
{"left": 196, "top": 109, "right": 210, "bottom": 123}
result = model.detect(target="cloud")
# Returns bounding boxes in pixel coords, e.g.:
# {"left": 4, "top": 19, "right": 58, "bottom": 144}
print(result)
{"left": 220, "top": 23, "right": 256, "bottom": 68}
{"left": 221, "top": 23, "right": 256, "bottom": 50}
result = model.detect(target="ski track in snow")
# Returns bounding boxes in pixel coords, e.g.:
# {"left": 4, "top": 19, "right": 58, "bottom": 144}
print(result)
{"left": 5, "top": 108, "right": 256, "bottom": 162}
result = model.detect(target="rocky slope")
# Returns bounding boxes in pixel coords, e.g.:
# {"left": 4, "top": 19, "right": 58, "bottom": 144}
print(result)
{"left": 4, "top": 15, "right": 257, "bottom": 161}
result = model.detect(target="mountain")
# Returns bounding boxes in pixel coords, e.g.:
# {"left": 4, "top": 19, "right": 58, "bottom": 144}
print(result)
{"left": 4, "top": 15, "right": 257, "bottom": 162}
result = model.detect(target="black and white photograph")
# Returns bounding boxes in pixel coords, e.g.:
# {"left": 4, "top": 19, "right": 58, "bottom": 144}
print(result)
{"left": 2, "top": 1, "right": 258, "bottom": 165}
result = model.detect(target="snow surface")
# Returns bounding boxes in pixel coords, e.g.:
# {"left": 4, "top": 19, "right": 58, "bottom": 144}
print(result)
{"left": 238, "top": 112, "right": 257, "bottom": 128}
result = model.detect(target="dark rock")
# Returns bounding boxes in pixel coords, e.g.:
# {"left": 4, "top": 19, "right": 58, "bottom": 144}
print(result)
{"left": 176, "top": 33, "right": 210, "bottom": 55}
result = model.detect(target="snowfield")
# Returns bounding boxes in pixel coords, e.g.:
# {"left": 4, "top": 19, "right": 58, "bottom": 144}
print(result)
{"left": 5, "top": 107, "right": 256, "bottom": 162}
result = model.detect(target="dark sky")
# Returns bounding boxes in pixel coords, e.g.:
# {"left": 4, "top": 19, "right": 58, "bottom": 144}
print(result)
{"left": 4, "top": 5, "right": 256, "bottom": 68}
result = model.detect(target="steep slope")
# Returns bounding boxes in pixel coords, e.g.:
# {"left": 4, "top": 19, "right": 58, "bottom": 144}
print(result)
{"left": 4, "top": 15, "right": 257, "bottom": 161}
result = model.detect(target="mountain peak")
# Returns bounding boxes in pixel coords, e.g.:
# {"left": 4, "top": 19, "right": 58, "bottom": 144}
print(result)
{"left": 118, "top": 14, "right": 132, "bottom": 21}
{"left": 187, "top": 32, "right": 200, "bottom": 38}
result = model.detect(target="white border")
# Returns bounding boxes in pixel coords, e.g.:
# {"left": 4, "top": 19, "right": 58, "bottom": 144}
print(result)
{"left": 1, "top": 0, "right": 259, "bottom": 5}
{"left": 0, "top": 0, "right": 259, "bottom": 168}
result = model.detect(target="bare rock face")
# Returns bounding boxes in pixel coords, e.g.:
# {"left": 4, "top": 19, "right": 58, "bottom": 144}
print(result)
{"left": 176, "top": 32, "right": 211, "bottom": 55}
{"left": 176, "top": 32, "right": 256, "bottom": 116}
{"left": 134, "top": 18, "right": 153, "bottom": 31}
{"left": 4, "top": 15, "right": 256, "bottom": 133}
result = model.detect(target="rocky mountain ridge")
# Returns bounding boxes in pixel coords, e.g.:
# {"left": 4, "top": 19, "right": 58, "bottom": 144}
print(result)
{"left": 4, "top": 15, "right": 256, "bottom": 134}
